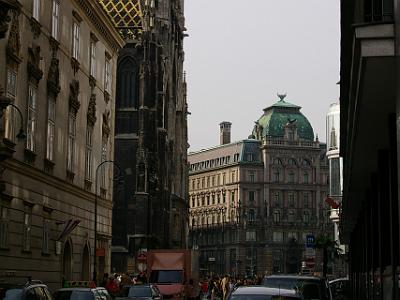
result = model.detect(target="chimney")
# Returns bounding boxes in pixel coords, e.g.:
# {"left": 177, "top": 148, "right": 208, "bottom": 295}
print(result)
{"left": 219, "top": 121, "right": 232, "bottom": 145}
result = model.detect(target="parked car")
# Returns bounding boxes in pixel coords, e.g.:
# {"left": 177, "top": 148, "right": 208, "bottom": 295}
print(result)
{"left": 262, "top": 275, "right": 332, "bottom": 300}
{"left": 329, "top": 278, "right": 349, "bottom": 300}
{"left": 117, "top": 285, "right": 162, "bottom": 300}
{"left": 53, "top": 287, "right": 111, "bottom": 300}
{"left": 0, "top": 279, "right": 52, "bottom": 300}
{"left": 227, "top": 285, "right": 302, "bottom": 300}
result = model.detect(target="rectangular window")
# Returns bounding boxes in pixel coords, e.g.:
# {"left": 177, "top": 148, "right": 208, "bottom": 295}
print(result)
{"left": 288, "top": 193, "right": 294, "bottom": 207}
{"left": 273, "top": 210, "right": 280, "bottom": 223}
{"left": 274, "top": 192, "right": 280, "bottom": 206}
{"left": 23, "top": 211, "right": 32, "bottom": 251}
{"left": 72, "top": 22, "right": 80, "bottom": 60}
{"left": 222, "top": 174, "right": 226, "bottom": 185}
{"left": 273, "top": 231, "right": 283, "bottom": 242}
{"left": 85, "top": 126, "right": 93, "bottom": 180}
{"left": 46, "top": 97, "right": 56, "bottom": 161}
{"left": 245, "top": 231, "right": 256, "bottom": 242}
{"left": 273, "top": 171, "right": 280, "bottom": 182}
{"left": 26, "top": 85, "right": 37, "bottom": 152}
{"left": 51, "top": 0, "right": 59, "bottom": 39}
{"left": 104, "top": 58, "right": 111, "bottom": 92}
{"left": 101, "top": 139, "right": 108, "bottom": 188}
{"left": 33, "top": 0, "right": 40, "bottom": 20}
{"left": 90, "top": 40, "right": 96, "bottom": 77}
{"left": 67, "top": 112, "right": 76, "bottom": 172}
{"left": 42, "top": 219, "right": 50, "bottom": 254}
{"left": 231, "top": 171, "right": 235, "bottom": 182}
{"left": 5, "top": 68, "right": 17, "bottom": 141}
{"left": 248, "top": 191, "right": 255, "bottom": 203}
{"left": 0, "top": 206, "right": 9, "bottom": 249}
{"left": 231, "top": 191, "right": 235, "bottom": 206}
{"left": 330, "top": 157, "right": 341, "bottom": 196}
{"left": 304, "top": 173, "right": 309, "bottom": 184}
{"left": 304, "top": 193, "right": 309, "bottom": 208}
{"left": 249, "top": 171, "right": 255, "bottom": 182}
{"left": 287, "top": 232, "right": 298, "bottom": 241}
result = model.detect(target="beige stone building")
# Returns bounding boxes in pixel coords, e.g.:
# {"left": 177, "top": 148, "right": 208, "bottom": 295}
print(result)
{"left": 188, "top": 96, "right": 332, "bottom": 277}
{"left": 0, "top": 0, "right": 123, "bottom": 289}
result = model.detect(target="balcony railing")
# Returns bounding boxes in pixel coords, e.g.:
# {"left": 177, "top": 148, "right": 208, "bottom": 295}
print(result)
{"left": 263, "top": 138, "right": 319, "bottom": 148}
{"left": 364, "top": 0, "right": 394, "bottom": 22}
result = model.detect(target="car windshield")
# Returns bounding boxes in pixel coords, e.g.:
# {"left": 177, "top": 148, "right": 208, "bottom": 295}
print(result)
{"left": 0, "top": 288, "right": 23, "bottom": 300}
{"left": 54, "top": 291, "right": 94, "bottom": 300}
{"left": 149, "top": 271, "right": 183, "bottom": 284}
{"left": 263, "top": 278, "right": 325, "bottom": 300}
{"left": 127, "top": 287, "right": 152, "bottom": 298}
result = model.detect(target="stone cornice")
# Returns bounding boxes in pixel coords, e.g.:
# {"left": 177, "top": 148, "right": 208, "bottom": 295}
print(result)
{"left": 4, "top": 158, "right": 113, "bottom": 210}
{"left": 73, "top": 0, "right": 124, "bottom": 53}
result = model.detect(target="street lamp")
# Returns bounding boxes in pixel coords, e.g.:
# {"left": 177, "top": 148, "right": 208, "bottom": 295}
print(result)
{"left": 93, "top": 160, "right": 123, "bottom": 283}
{"left": 8, "top": 103, "right": 26, "bottom": 140}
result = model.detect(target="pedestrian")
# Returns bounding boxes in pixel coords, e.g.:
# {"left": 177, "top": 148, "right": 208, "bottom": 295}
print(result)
{"left": 221, "top": 275, "right": 229, "bottom": 300}
{"left": 101, "top": 273, "right": 109, "bottom": 287}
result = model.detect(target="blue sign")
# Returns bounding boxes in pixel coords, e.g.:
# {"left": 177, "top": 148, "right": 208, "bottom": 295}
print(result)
{"left": 306, "top": 234, "right": 315, "bottom": 248}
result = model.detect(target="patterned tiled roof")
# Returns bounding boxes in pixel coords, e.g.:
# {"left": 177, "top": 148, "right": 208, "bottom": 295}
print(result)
{"left": 98, "top": 0, "right": 143, "bottom": 30}
{"left": 253, "top": 96, "right": 315, "bottom": 141}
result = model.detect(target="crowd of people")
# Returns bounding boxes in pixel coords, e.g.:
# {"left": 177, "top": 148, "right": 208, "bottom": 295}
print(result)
{"left": 99, "top": 272, "right": 262, "bottom": 300}
{"left": 197, "top": 275, "right": 264, "bottom": 300}
{"left": 100, "top": 272, "right": 148, "bottom": 296}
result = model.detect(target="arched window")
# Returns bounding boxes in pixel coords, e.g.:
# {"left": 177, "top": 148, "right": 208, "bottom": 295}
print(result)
{"left": 192, "top": 218, "right": 196, "bottom": 227}
{"left": 116, "top": 57, "right": 139, "bottom": 109}
{"left": 288, "top": 158, "right": 297, "bottom": 166}
{"left": 302, "top": 159, "right": 311, "bottom": 166}
{"left": 274, "top": 158, "right": 283, "bottom": 165}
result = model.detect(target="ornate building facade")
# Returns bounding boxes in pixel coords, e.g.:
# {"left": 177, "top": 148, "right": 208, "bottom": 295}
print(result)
{"left": 0, "top": 0, "right": 122, "bottom": 289}
{"left": 98, "top": 0, "right": 189, "bottom": 272}
{"left": 188, "top": 96, "right": 332, "bottom": 276}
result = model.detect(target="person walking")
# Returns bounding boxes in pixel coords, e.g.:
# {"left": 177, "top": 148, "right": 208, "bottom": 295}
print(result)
{"left": 221, "top": 275, "right": 229, "bottom": 300}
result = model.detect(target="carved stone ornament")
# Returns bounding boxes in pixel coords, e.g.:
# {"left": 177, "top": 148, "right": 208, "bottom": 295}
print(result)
{"left": 71, "top": 57, "right": 80, "bottom": 75}
{"left": 6, "top": 9, "right": 21, "bottom": 65}
{"left": 47, "top": 57, "right": 60, "bottom": 98}
{"left": 69, "top": 80, "right": 80, "bottom": 113}
{"left": 0, "top": 1, "right": 20, "bottom": 39}
{"left": 87, "top": 93, "right": 97, "bottom": 126}
{"left": 29, "top": 16, "right": 41, "bottom": 39}
{"left": 49, "top": 36, "right": 59, "bottom": 52}
{"left": 102, "top": 110, "right": 110, "bottom": 138}
{"left": 89, "top": 75, "right": 96, "bottom": 88}
{"left": 27, "top": 45, "right": 43, "bottom": 86}
{"left": 104, "top": 90, "right": 110, "bottom": 104}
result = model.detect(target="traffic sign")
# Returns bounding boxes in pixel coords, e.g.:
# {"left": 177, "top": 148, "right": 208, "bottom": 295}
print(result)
{"left": 306, "top": 234, "right": 315, "bottom": 248}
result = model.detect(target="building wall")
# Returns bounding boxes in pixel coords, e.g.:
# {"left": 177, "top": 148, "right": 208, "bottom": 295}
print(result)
{"left": 0, "top": 0, "right": 122, "bottom": 289}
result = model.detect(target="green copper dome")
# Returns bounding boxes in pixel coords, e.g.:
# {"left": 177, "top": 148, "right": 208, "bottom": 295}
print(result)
{"left": 252, "top": 95, "right": 314, "bottom": 141}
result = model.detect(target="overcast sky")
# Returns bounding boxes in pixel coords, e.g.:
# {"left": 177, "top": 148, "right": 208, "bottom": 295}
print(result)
{"left": 183, "top": 0, "right": 340, "bottom": 152}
